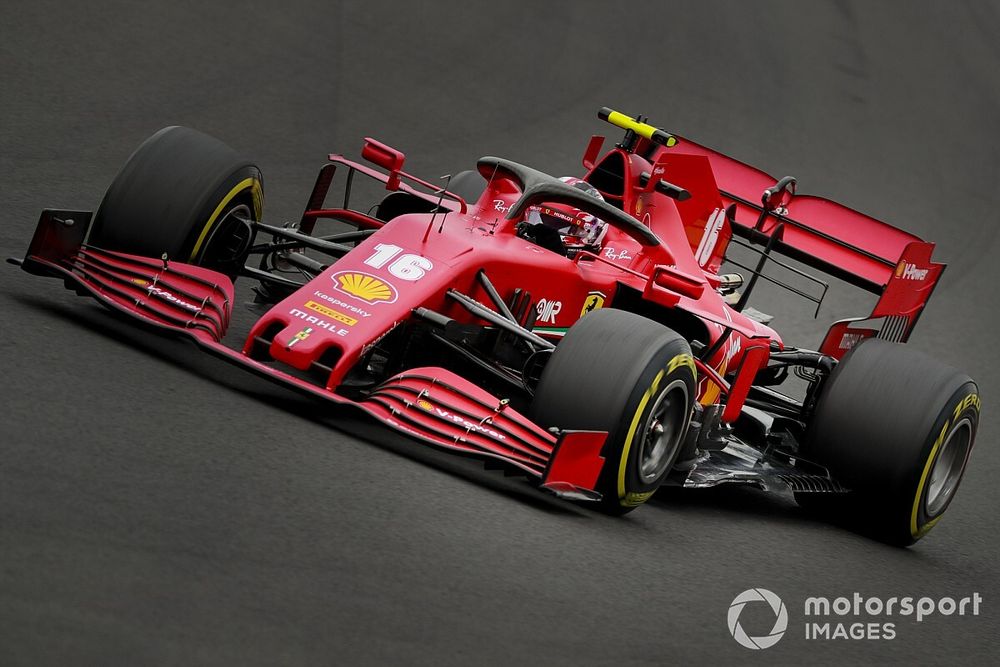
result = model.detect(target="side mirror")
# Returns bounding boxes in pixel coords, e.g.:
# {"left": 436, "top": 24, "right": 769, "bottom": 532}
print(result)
{"left": 582, "top": 135, "right": 605, "bottom": 171}
{"left": 762, "top": 175, "right": 796, "bottom": 214}
{"left": 362, "top": 137, "right": 406, "bottom": 190}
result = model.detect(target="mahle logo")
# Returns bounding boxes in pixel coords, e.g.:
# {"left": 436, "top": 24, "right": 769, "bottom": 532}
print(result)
{"left": 728, "top": 588, "right": 788, "bottom": 650}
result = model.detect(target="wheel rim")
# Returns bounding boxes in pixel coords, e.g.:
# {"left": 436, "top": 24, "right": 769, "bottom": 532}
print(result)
{"left": 925, "top": 417, "right": 973, "bottom": 516}
{"left": 201, "top": 203, "right": 253, "bottom": 266}
{"left": 638, "top": 379, "right": 689, "bottom": 483}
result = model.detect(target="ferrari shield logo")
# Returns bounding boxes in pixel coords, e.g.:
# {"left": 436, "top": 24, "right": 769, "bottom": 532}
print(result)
{"left": 581, "top": 291, "right": 605, "bottom": 317}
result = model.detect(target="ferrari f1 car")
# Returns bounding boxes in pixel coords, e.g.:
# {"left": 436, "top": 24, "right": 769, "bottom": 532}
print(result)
{"left": 15, "top": 107, "right": 981, "bottom": 545}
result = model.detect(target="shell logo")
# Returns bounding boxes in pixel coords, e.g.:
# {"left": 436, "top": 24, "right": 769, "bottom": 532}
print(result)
{"left": 332, "top": 271, "right": 397, "bottom": 304}
{"left": 417, "top": 399, "right": 434, "bottom": 411}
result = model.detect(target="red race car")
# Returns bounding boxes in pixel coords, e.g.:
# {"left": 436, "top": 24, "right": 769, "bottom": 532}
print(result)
{"left": 15, "top": 107, "right": 980, "bottom": 545}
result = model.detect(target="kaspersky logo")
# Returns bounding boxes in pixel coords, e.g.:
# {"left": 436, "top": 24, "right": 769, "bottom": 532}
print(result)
{"left": 895, "top": 261, "right": 929, "bottom": 281}
{"left": 728, "top": 588, "right": 788, "bottom": 650}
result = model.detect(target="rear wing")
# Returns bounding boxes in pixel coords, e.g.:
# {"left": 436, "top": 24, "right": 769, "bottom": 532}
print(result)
{"left": 651, "top": 137, "right": 945, "bottom": 357}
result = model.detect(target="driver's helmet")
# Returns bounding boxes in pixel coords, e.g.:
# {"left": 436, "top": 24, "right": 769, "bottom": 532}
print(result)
{"left": 525, "top": 177, "right": 608, "bottom": 252}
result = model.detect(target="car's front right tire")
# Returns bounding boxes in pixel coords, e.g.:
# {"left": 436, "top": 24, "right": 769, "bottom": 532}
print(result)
{"left": 89, "top": 125, "right": 263, "bottom": 280}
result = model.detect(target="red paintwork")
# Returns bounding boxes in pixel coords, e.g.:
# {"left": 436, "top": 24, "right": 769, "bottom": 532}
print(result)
{"left": 655, "top": 137, "right": 926, "bottom": 283}
{"left": 22, "top": 124, "right": 946, "bottom": 499}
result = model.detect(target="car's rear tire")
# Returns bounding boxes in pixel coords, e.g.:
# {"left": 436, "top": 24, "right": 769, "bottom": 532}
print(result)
{"left": 797, "top": 338, "right": 980, "bottom": 546}
{"left": 89, "top": 126, "right": 263, "bottom": 279}
{"left": 530, "top": 309, "right": 697, "bottom": 514}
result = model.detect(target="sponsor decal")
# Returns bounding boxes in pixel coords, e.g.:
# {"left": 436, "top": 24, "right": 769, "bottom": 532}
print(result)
{"left": 953, "top": 392, "right": 981, "bottom": 420}
{"left": 895, "top": 261, "right": 929, "bottom": 281}
{"left": 581, "top": 291, "right": 606, "bottom": 316}
{"left": 534, "top": 205, "right": 588, "bottom": 227}
{"left": 305, "top": 300, "right": 358, "bottom": 326}
{"left": 603, "top": 248, "right": 634, "bottom": 261}
{"left": 493, "top": 199, "right": 511, "bottom": 214}
{"left": 535, "top": 298, "right": 562, "bottom": 324}
{"left": 289, "top": 308, "right": 349, "bottom": 337}
{"left": 700, "top": 334, "right": 741, "bottom": 405}
{"left": 313, "top": 290, "right": 371, "bottom": 318}
{"left": 130, "top": 279, "right": 201, "bottom": 313}
{"left": 839, "top": 331, "right": 865, "bottom": 350}
{"left": 621, "top": 490, "right": 655, "bottom": 507}
{"left": 332, "top": 271, "right": 398, "bottom": 304}
{"left": 721, "top": 336, "right": 742, "bottom": 368}
{"left": 417, "top": 399, "right": 434, "bottom": 411}
{"left": 433, "top": 407, "right": 506, "bottom": 440}
{"left": 287, "top": 327, "right": 312, "bottom": 349}
{"left": 695, "top": 208, "right": 726, "bottom": 268}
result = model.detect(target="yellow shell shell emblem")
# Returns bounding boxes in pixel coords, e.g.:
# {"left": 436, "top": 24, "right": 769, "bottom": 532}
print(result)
{"left": 332, "top": 271, "right": 397, "bottom": 304}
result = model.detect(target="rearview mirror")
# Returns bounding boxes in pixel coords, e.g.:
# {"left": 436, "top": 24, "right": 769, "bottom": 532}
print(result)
{"left": 582, "top": 135, "right": 605, "bottom": 171}
{"left": 362, "top": 137, "right": 406, "bottom": 190}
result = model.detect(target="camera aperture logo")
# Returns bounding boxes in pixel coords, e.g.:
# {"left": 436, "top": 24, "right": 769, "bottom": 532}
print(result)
{"left": 728, "top": 588, "right": 788, "bottom": 649}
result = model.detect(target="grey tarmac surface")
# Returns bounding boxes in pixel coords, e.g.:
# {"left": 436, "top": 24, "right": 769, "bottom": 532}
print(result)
{"left": 1, "top": 1, "right": 998, "bottom": 664}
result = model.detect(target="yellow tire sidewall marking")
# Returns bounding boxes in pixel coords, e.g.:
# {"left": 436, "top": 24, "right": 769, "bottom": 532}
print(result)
{"left": 616, "top": 354, "right": 696, "bottom": 505}
{"left": 667, "top": 353, "right": 695, "bottom": 376}
{"left": 909, "top": 392, "right": 980, "bottom": 539}
{"left": 617, "top": 369, "right": 664, "bottom": 503}
{"left": 910, "top": 420, "right": 949, "bottom": 539}
{"left": 189, "top": 176, "right": 257, "bottom": 261}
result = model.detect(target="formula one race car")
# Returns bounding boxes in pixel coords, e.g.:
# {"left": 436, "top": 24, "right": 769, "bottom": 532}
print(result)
{"left": 14, "top": 107, "right": 981, "bottom": 545}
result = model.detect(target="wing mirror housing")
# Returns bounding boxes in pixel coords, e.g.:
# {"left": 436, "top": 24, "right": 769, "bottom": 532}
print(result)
{"left": 362, "top": 137, "right": 406, "bottom": 190}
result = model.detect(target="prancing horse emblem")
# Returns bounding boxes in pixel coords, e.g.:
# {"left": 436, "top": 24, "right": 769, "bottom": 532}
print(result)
{"left": 581, "top": 291, "right": 606, "bottom": 317}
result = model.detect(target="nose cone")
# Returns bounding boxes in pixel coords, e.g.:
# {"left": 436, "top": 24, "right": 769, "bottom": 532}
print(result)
{"left": 268, "top": 309, "right": 351, "bottom": 371}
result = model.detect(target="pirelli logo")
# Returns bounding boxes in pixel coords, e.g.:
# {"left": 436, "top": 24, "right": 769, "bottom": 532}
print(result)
{"left": 304, "top": 300, "right": 358, "bottom": 326}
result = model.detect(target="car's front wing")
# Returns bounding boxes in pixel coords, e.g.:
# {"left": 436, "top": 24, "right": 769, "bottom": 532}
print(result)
{"left": 16, "top": 209, "right": 607, "bottom": 502}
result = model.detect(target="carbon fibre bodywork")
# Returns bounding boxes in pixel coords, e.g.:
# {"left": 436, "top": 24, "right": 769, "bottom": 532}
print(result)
{"left": 16, "top": 110, "right": 949, "bottom": 506}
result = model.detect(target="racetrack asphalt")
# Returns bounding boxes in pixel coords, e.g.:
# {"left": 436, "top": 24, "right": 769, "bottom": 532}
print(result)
{"left": 2, "top": 1, "right": 999, "bottom": 664}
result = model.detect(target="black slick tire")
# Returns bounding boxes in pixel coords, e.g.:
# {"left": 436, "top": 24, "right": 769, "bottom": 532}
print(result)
{"left": 798, "top": 338, "right": 980, "bottom": 546}
{"left": 89, "top": 126, "right": 263, "bottom": 279}
{"left": 530, "top": 309, "right": 697, "bottom": 513}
